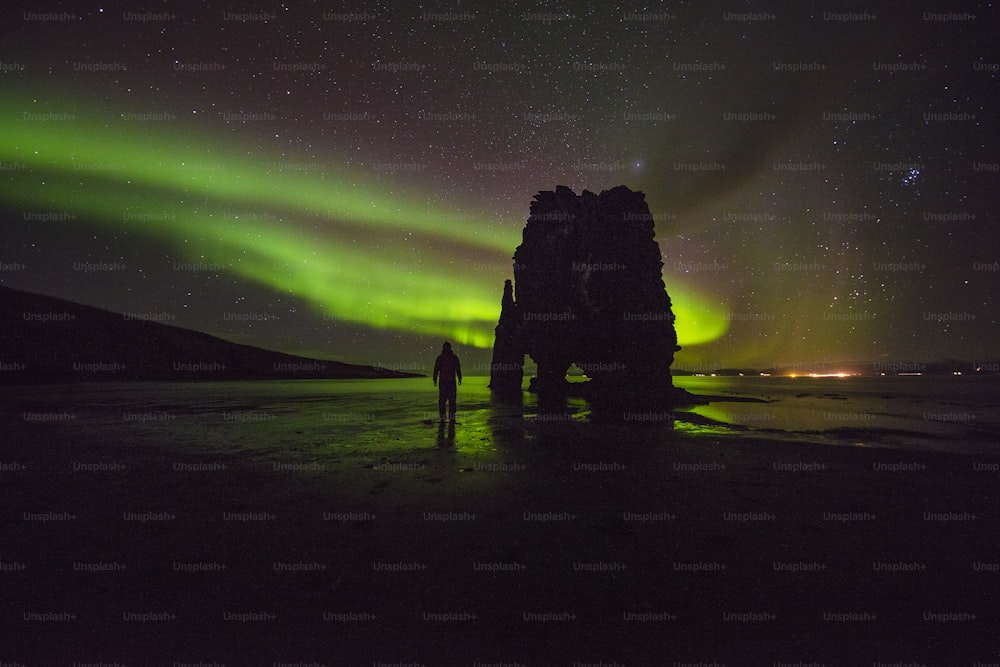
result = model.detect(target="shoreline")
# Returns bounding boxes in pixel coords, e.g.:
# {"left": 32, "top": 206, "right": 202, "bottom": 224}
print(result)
{"left": 2, "top": 380, "right": 998, "bottom": 661}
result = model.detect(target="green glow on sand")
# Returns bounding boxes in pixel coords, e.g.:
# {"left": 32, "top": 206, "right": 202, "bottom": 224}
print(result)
{"left": 1, "top": 94, "right": 728, "bottom": 350}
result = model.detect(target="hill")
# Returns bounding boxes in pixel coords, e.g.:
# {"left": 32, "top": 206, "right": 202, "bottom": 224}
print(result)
{"left": 0, "top": 285, "right": 421, "bottom": 383}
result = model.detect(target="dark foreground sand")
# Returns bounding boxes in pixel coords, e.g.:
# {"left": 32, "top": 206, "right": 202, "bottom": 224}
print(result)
{"left": 2, "top": 383, "right": 998, "bottom": 664}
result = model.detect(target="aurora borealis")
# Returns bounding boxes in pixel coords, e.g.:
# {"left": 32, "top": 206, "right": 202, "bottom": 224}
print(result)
{"left": 1, "top": 2, "right": 997, "bottom": 371}
{"left": 0, "top": 91, "right": 728, "bottom": 353}
{"left": 1, "top": 93, "right": 513, "bottom": 348}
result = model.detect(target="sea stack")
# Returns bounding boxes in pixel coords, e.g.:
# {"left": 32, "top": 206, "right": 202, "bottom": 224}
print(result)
{"left": 489, "top": 185, "right": 680, "bottom": 409}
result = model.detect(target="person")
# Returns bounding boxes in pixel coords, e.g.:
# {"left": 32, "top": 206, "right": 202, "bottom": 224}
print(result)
{"left": 432, "top": 342, "right": 462, "bottom": 422}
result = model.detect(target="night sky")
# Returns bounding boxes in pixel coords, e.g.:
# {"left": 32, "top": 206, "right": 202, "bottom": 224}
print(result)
{"left": 2, "top": 1, "right": 998, "bottom": 374}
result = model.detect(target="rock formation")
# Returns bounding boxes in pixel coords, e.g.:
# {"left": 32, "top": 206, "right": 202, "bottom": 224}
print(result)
{"left": 489, "top": 185, "right": 680, "bottom": 410}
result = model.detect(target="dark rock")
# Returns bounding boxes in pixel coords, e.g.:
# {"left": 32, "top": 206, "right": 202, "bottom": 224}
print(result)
{"left": 489, "top": 185, "right": 681, "bottom": 414}
{"left": 487, "top": 279, "right": 524, "bottom": 394}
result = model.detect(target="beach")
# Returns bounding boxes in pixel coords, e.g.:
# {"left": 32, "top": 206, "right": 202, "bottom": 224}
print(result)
{"left": 2, "top": 377, "right": 998, "bottom": 663}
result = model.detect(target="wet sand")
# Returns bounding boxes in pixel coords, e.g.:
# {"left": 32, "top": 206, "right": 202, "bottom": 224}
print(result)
{"left": 2, "top": 379, "right": 998, "bottom": 663}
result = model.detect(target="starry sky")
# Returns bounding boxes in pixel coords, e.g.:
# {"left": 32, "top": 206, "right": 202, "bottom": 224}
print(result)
{"left": 1, "top": 1, "right": 998, "bottom": 374}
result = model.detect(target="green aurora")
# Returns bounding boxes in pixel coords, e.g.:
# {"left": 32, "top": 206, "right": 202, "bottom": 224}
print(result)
{"left": 1, "top": 95, "right": 728, "bottom": 350}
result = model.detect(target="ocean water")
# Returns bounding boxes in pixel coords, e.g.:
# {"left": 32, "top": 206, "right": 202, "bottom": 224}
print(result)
{"left": 6, "top": 375, "right": 999, "bottom": 457}
{"left": 674, "top": 375, "right": 1000, "bottom": 453}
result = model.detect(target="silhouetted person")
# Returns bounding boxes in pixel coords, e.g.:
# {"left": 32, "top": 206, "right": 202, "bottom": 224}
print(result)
{"left": 433, "top": 342, "right": 462, "bottom": 422}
